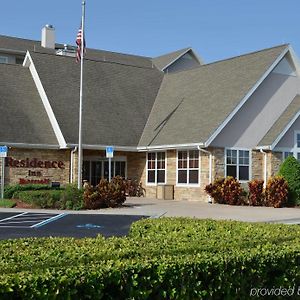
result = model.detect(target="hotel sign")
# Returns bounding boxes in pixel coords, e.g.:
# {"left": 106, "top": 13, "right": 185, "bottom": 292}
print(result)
{"left": 6, "top": 157, "right": 65, "bottom": 169}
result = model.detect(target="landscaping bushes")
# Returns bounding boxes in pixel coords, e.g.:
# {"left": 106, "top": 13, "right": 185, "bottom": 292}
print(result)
{"left": 4, "top": 184, "right": 59, "bottom": 199}
{"left": 1, "top": 218, "right": 300, "bottom": 298}
{"left": 248, "top": 179, "right": 264, "bottom": 206}
{"left": 14, "top": 184, "right": 84, "bottom": 210}
{"left": 205, "top": 177, "right": 245, "bottom": 205}
{"left": 83, "top": 176, "right": 126, "bottom": 209}
{"left": 205, "top": 176, "right": 289, "bottom": 207}
{"left": 6, "top": 177, "right": 143, "bottom": 210}
{"left": 265, "top": 176, "right": 289, "bottom": 208}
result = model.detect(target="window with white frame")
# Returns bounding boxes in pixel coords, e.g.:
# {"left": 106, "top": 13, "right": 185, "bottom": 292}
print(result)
{"left": 177, "top": 150, "right": 199, "bottom": 185}
{"left": 281, "top": 131, "right": 300, "bottom": 162}
{"left": 283, "top": 151, "right": 293, "bottom": 160}
{"left": 226, "top": 149, "right": 250, "bottom": 181}
{"left": 0, "top": 56, "right": 8, "bottom": 64}
{"left": 147, "top": 152, "right": 166, "bottom": 184}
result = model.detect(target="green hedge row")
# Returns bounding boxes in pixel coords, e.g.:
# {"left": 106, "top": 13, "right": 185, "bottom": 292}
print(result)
{"left": 13, "top": 185, "right": 83, "bottom": 210}
{"left": 1, "top": 218, "right": 300, "bottom": 299}
{"left": 4, "top": 184, "right": 62, "bottom": 199}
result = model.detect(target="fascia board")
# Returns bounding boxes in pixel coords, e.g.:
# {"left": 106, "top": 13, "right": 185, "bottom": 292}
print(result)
{"left": 270, "top": 110, "right": 300, "bottom": 150}
{"left": 25, "top": 52, "right": 67, "bottom": 149}
{"left": 204, "top": 46, "right": 290, "bottom": 148}
{"left": 1, "top": 142, "right": 60, "bottom": 149}
{"left": 288, "top": 45, "right": 300, "bottom": 76}
{"left": 161, "top": 48, "right": 192, "bottom": 71}
{"left": 137, "top": 142, "right": 204, "bottom": 151}
{"left": 67, "top": 144, "right": 138, "bottom": 152}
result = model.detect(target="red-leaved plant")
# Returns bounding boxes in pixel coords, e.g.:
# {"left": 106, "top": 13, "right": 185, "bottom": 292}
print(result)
{"left": 248, "top": 179, "right": 265, "bottom": 206}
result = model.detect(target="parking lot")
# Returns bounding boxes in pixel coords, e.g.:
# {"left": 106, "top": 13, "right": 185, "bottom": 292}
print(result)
{"left": 0, "top": 212, "right": 145, "bottom": 239}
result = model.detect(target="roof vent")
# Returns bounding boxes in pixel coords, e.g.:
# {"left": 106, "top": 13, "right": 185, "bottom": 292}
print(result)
{"left": 41, "top": 24, "right": 55, "bottom": 49}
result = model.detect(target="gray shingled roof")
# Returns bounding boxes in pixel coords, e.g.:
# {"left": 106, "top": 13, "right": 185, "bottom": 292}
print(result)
{"left": 0, "top": 35, "right": 153, "bottom": 68}
{"left": 30, "top": 51, "right": 163, "bottom": 147}
{"left": 0, "top": 35, "right": 38, "bottom": 52}
{"left": 139, "top": 44, "right": 288, "bottom": 147}
{"left": 258, "top": 95, "right": 300, "bottom": 148}
{"left": 152, "top": 48, "right": 191, "bottom": 71}
{"left": 0, "top": 63, "right": 58, "bottom": 146}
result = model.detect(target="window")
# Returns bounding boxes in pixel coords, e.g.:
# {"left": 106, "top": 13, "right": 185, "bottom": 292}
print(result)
{"left": 147, "top": 152, "right": 166, "bottom": 184}
{"left": 226, "top": 149, "right": 250, "bottom": 181}
{"left": 177, "top": 150, "right": 199, "bottom": 185}
{"left": 0, "top": 56, "right": 8, "bottom": 64}
{"left": 283, "top": 152, "right": 293, "bottom": 160}
{"left": 297, "top": 133, "right": 300, "bottom": 148}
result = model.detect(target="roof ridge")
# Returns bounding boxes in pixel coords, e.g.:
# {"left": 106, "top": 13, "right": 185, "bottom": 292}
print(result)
{"left": 153, "top": 47, "right": 191, "bottom": 59}
{"left": 203, "top": 44, "right": 289, "bottom": 67}
{"left": 30, "top": 50, "right": 160, "bottom": 71}
{"left": 163, "top": 44, "right": 289, "bottom": 76}
{"left": 0, "top": 34, "right": 39, "bottom": 43}
{"left": 0, "top": 34, "right": 151, "bottom": 60}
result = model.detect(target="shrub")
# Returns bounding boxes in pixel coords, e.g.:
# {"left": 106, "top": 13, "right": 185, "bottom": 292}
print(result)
{"left": 278, "top": 155, "right": 300, "bottom": 206}
{"left": 265, "top": 176, "right": 288, "bottom": 208}
{"left": 4, "top": 184, "right": 59, "bottom": 199}
{"left": 204, "top": 178, "right": 225, "bottom": 203}
{"left": 2, "top": 219, "right": 300, "bottom": 298}
{"left": 248, "top": 179, "right": 265, "bottom": 206}
{"left": 83, "top": 176, "right": 127, "bottom": 209}
{"left": 14, "top": 190, "right": 63, "bottom": 209}
{"left": 0, "top": 199, "right": 16, "bottom": 208}
{"left": 14, "top": 184, "right": 84, "bottom": 210}
{"left": 205, "top": 177, "right": 244, "bottom": 205}
{"left": 59, "top": 184, "right": 84, "bottom": 210}
{"left": 124, "top": 178, "right": 145, "bottom": 197}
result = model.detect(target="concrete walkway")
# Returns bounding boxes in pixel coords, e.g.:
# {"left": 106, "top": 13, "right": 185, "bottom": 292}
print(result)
{"left": 2, "top": 197, "right": 300, "bottom": 224}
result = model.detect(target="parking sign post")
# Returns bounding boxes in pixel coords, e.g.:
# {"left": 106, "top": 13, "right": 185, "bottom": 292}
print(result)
{"left": 106, "top": 146, "right": 114, "bottom": 182}
{"left": 0, "top": 146, "right": 8, "bottom": 199}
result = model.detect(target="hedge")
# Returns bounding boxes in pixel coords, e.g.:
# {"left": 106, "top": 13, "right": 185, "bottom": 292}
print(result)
{"left": 14, "top": 184, "right": 84, "bottom": 210}
{"left": 4, "top": 184, "right": 62, "bottom": 199}
{"left": 1, "top": 218, "right": 300, "bottom": 299}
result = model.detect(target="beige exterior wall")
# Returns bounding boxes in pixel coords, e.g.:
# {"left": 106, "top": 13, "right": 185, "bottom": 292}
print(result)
{"left": 5, "top": 148, "right": 71, "bottom": 185}
{"left": 3, "top": 147, "right": 284, "bottom": 201}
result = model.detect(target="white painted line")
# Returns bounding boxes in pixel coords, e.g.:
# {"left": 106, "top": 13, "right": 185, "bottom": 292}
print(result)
{"left": 0, "top": 220, "right": 46, "bottom": 224}
{"left": 11, "top": 217, "right": 56, "bottom": 221}
{"left": 0, "top": 226, "right": 33, "bottom": 228}
{"left": 31, "top": 213, "right": 67, "bottom": 228}
{"left": 0, "top": 212, "right": 28, "bottom": 223}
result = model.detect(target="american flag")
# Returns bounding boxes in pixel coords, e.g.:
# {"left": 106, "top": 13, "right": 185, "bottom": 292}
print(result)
{"left": 76, "top": 25, "right": 85, "bottom": 62}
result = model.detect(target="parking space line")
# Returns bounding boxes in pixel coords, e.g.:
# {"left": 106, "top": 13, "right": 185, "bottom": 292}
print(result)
{"left": 0, "top": 212, "right": 28, "bottom": 223}
{"left": 31, "top": 213, "right": 67, "bottom": 228}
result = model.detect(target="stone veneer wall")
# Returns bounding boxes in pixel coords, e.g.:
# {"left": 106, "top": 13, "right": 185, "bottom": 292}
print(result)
{"left": 5, "top": 148, "right": 71, "bottom": 185}
{"left": 269, "top": 151, "right": 282, "bottom": 177}
{"left": 252, "top": 150, "right": 264, "bottom": 180}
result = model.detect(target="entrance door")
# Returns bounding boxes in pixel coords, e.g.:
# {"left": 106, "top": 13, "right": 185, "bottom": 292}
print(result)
{"left": 83, "top": 159, "right": 126, "bottom": 185}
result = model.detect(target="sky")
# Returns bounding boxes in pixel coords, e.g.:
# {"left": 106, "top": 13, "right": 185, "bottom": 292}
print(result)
{"left": 1, "top": 0, "right": 300, "bottom": 63}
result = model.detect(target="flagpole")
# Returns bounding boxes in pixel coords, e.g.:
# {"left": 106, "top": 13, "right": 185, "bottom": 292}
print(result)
{"left": 77, "top": 0, "right": 86, "bottom": 189}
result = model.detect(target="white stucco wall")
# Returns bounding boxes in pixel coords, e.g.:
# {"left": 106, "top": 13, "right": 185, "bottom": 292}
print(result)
{"left": 211, "top": 70, "right": 300, "bottom": 149}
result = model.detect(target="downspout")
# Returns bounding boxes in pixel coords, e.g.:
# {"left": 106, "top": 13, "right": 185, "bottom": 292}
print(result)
{"left": 198, "top": 146, "right": 213, "bottom": 203}
{"left": 70, "top": 147, "right": 78, "bottom": 184}
{"left": 260, "top": 149, "right": 267, "bottom": 188}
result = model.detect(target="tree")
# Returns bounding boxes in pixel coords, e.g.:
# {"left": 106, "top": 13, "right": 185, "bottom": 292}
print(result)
{"left": 278, "top": 155, "right": 300, "bottom": 206}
